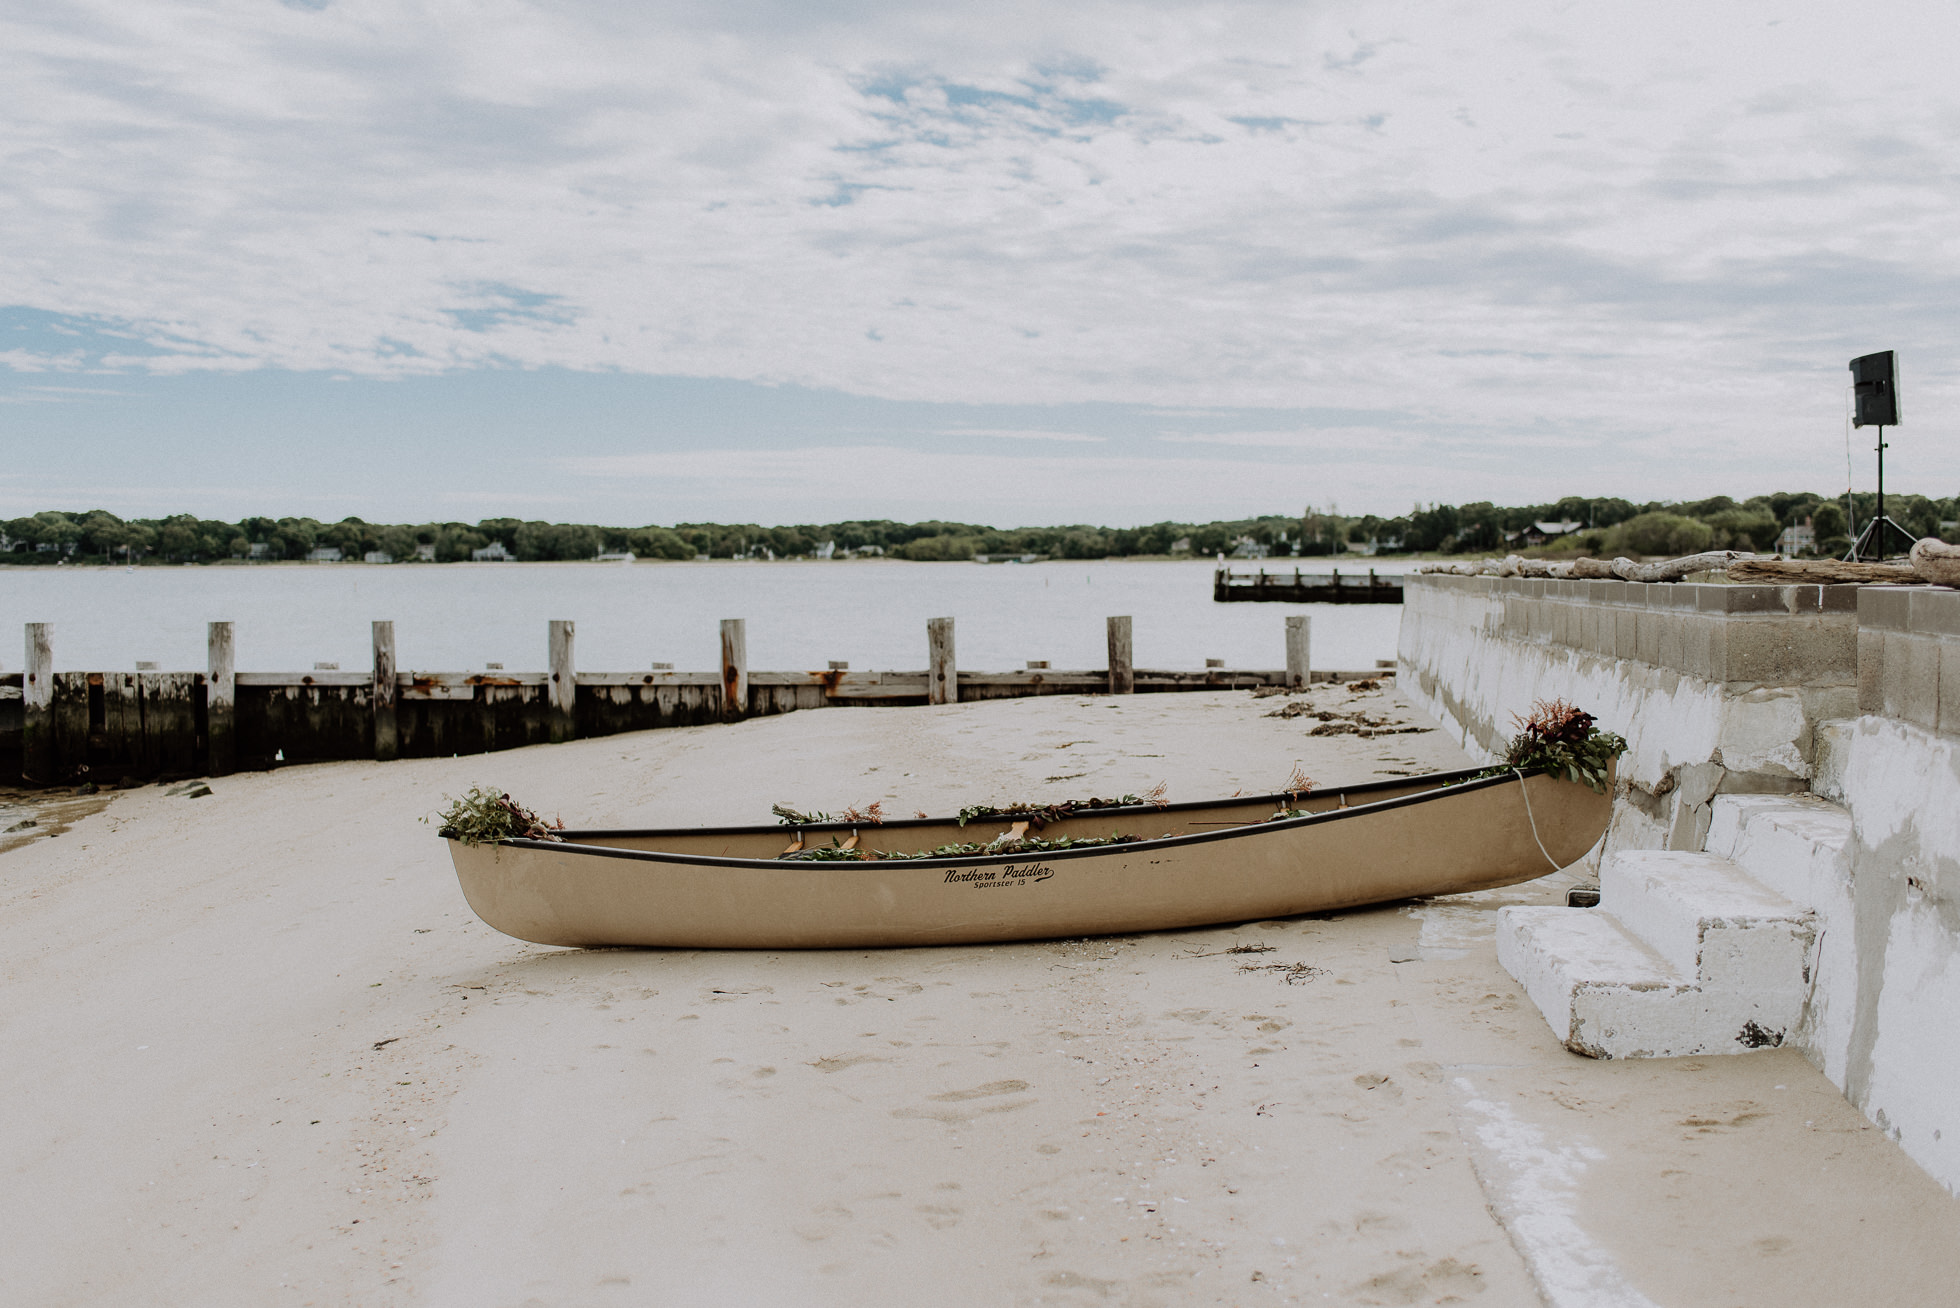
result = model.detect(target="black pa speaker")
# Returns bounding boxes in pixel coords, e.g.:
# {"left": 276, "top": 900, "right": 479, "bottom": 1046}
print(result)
{"left": 1850, "top": 350, "right": 1900, "bottom": 427}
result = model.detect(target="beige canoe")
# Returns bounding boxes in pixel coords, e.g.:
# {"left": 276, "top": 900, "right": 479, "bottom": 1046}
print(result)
{"left": 445, "top": 766, "right": 1611, "bottom": 950}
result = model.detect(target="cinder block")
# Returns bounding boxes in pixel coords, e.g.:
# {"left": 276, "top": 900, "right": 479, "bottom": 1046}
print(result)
{"left": 1883, "top": 632, "right": 1941, "bottom": 731}
{"left": 1725, "top": 617, "right": 1857, "bottom": 686}
{"left": 1586, "top": 605, "right": 1611, "bottom": 656}
{"left": 1940, "top": 642, "right": 1960, "bottom": 737}
{"left": 1657, "top": 612, "right": 1687, "bottom": 672}
{"left": 1614, "top": 609, "right": 1638, "bottom": 661}
{"left": 1636, "top": 610, "right": 1662, "bottom": 665}
{"left": 1820, "top": 585, "right": 1861, "bottom": 613}
{"left": 1858, "top": 628, "right": 1885, "bottom": 713}
{"left": 1529, "top": 599, "right": 1553, "bottom": 642}
{"left": 1859, "top": 586, "right": 1912, "bottom": 631}
{"left": 1909, "top": 588, "right": 1960, "bottom": 638}
{"left": 1706, "top": 617, "right": 1729, "bottom": 683}
{"left": 1681, "top": 616, "right": 1712, "bottom": 680}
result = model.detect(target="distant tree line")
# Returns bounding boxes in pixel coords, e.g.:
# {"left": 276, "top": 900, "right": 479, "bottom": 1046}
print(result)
{"left": 2, "top": 492, "right": 1952, "bottom": 566}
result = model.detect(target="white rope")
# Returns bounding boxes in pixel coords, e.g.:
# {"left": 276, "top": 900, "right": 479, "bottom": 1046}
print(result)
{"left": 1512, "top": 768, "right": 1563, "bottom": 872}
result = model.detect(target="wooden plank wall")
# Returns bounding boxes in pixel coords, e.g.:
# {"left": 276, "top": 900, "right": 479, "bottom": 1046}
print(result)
{"left": 7, "top": 618, "right": 1390, "bottom": 785}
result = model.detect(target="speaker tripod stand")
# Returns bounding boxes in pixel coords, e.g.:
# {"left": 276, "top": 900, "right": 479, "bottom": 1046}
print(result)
{"left": 1844, "top": 423, "right": 1916, "bottom": 562}
{"left": 1846, "top": 513, "right": 1916, "bottom": 563}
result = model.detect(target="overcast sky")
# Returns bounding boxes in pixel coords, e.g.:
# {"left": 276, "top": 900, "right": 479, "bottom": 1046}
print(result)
{"left": 3, "top": 0, "right": 1956, "bottom": 525}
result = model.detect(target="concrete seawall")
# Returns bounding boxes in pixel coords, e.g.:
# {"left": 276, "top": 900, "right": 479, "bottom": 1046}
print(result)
{"left": 1398, "top": 575, "right": 1858, "bottom": 856}
{"left": 1403, "top": 574, "right": 1960, "bottom": 1193}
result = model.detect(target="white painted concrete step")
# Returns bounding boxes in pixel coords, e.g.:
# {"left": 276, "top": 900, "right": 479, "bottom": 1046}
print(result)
{"left": 1705, "top": 793, "right": 1853, "bottom": 912}
{"left": 1498, "top": 850, "right": 1818, "bottom": 1059}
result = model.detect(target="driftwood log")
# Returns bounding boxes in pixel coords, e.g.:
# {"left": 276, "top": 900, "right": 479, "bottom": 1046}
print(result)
{"left": 1912, "top": 537, "right": 1960, "bottom": 587}
{"left": 1421, "top": 551, "right": 1753, "bottom": 582}
{"left": 1422, "top": 543, "right": 1960, "bottom": 588}
{"left": 1727, "top": 557, "right": 1921, "bottom": 585}
{"left": 1611, "top": 551, "right": 1755, "bottom": 582}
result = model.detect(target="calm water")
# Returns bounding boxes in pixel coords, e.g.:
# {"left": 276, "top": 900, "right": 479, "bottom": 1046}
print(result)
{"left": 0, "top": 559, "right": 1404, "bottom": 675}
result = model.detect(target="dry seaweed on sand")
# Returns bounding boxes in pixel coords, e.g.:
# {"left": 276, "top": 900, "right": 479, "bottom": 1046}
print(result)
{"left": 431, "top": 787, "right": 564, "bottom": 845}
{"left": 1237, "top": 961, "right": 1329, "bottom": 984}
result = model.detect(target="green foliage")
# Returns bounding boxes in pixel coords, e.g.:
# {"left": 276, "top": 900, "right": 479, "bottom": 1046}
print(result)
{"left": 5, "top": 490, "right": 1955, "bottom": 567}
{"left": 954, "top": 784, "right": 1168, "bottom": 828}
{"left": 1474, "top": 700, "right": 1626, "bottom": 794}
{"left": 1610, "top": 512, "right": 1713, "bottom": 557}
{"left": 771, "top": 801, "right": 885, "bottom": 826}
{"left": 430, "top": 787, "right": 565, "bottom": 845}
{"left": 1704, "top": 507, "right": 1779, "bottom": 552}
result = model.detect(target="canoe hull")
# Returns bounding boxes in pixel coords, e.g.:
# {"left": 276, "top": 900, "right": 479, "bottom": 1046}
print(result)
{"left": 447, "top": 771, "right": 1611, "bottom": 949}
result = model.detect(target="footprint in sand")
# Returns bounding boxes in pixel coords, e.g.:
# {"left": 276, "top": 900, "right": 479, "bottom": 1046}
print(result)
{"left": 809, "top": 1053, "right": 890, "bottom": 1073}
{"left": 930, "top": 1079, "right": 1030, "bottom": 1101}
{"left": 893, "top": 1079, "right": 1035, "bottom": 1124}
{"left": 1345, "top": 1255, "right": 1484, "bottom": 1302}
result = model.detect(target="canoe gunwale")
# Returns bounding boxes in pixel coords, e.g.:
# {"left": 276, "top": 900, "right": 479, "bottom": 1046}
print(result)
{"left": 551, "top": 764, "right": 1494, "bottom": 842}
{"left": 456, "top": 767, "right": 1574, "bottom": 872}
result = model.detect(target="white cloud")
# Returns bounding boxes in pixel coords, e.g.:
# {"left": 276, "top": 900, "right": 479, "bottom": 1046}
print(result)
{"left": 3, "top": 0, "right": 1958, "bottom": 511}
{"left": 939, "top": 427, "right": 1107, "bottom": 443}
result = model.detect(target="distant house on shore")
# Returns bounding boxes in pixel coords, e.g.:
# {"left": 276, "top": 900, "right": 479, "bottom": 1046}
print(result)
{"left": 1229, "top": 536, "right": 1270, "bottom": 559}
{"left": 247, "top": 542, "right": 273, "bottom": 560}
{"left": 1777, "top": 518, "right": 1816, "bottom": 556}
{"left": 1506, "top": 520, "right": 1585, "bottom": 548}
{"left": 414, "top": 542, "right": 437, "bottom": 562}
{"left": 1170, "top": 536, "right": 1193, "bottom": 554}
{"left": 814, "top": 540, "right": 836, "bottom": 560}
{"left": 472, "top": 542, "right": 513, "bottom": 562}
{"left": 363, "top": 550, "right": 394, "bottom": 565}
{"left": 595, "top": 550, "right": 637, "bottom": 563}
{"left": 305, "top": 546, "right": 343, "bottom": 563}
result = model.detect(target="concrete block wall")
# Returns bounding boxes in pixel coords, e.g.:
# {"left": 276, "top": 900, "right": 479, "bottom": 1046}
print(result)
{"left": 1855, "top": 585, "right": 1960, "bottom": 735}
{"left": 1399, "top": 575, "right": 1860, "bottom": 856}
{"left": 1405, "top": 575, "right": 1960, "bottom": 1192}
{"left": 1799, "top": 585, "right": 1960, "bottom": 1191}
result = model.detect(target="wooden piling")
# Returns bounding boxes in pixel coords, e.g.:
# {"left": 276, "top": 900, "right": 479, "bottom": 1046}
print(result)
{"left": 1107, "top": 615, "right": 1134, "bottom": 694}
{"left": 927, "top": 617, "right": 957, "bottom": 705}
{"left": 23, "top": 623, "right": 53, "bottom": 784}
{"left": 1285, "top": 615, "right": 1310, "bottom": 690}
{"left": 372, "top": 620, "right": 399, "bottom": 761}
{"left": 719, "top": 619, "right": 748, "bottom": 720}
{"left": 208, "top": 622, "right": 236, "bottom": 775}
{"left": 549, "top": 620, "right": 576, "bottom": 741}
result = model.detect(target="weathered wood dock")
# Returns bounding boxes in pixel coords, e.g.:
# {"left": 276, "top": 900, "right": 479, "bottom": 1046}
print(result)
{"left": 1213, "top": 566, "right": 1404, "bottom": 604}
{"left": 3, "top": 615, "right": 1391, "bottom": 786}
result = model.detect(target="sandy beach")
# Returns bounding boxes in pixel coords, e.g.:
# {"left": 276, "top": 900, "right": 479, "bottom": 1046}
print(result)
{"left": 5, "top": 684, "right": 1959, "bottom": 1307}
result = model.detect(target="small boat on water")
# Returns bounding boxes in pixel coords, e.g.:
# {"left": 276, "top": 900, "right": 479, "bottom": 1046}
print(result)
{"left": 443, "top": 765, "right": 1612, "bottom": 949}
